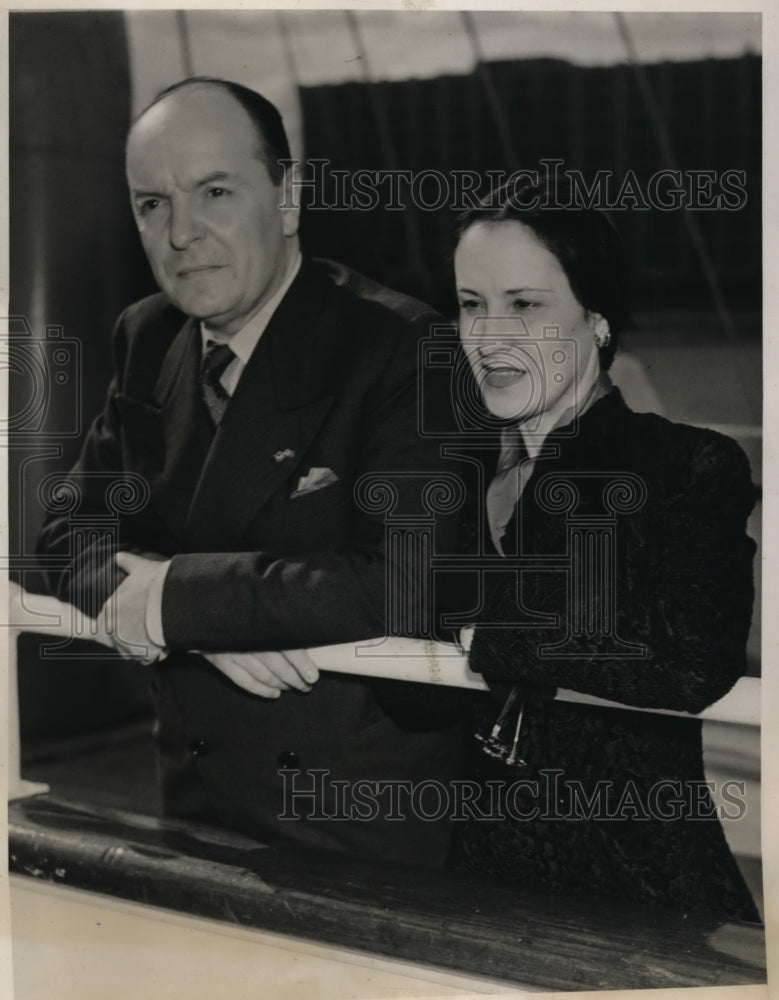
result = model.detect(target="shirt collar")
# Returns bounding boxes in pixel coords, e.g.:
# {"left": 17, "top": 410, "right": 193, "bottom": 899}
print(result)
{"left": 200, "top": 251, "right": 302, "bottom": 363}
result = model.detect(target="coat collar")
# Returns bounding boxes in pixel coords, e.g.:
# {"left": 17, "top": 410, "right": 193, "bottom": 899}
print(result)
{"left": 543, "top": 385, "right": 632, "bottom": 467}
{"left": 485, "top": 386, "right": 633, "bottom": 557}
{"left": 263, "top": 257, "right": 347, "bottom": 412}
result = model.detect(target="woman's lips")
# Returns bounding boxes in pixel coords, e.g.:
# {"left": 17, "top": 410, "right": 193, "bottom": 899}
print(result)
{"left": 482, "top": 366, "right": 526, "bottom": 388}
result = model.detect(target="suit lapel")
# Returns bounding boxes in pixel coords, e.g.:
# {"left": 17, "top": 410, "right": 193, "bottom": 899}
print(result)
{"left": 156, "top": 322, "right": 218, "bottom": 538}
{"left": 115, "top": 314, "right": 214, "bottom": 547}
{"left": 152, "top": 315, "right": 199, "bottom": 407}
{"left": 184, "top": 261, "right": 340, "bottom": 549}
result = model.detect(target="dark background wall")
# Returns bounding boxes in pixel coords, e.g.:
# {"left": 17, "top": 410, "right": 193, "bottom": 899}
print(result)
{"left": 298, "top": 56, "right": 761, "bottom": 313}
{"left": 10, "top": 12, "right": 155, "bottom": 740}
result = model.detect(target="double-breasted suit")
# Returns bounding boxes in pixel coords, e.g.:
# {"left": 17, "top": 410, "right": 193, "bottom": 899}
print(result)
{"left": 38, "top": 258, "right": 467, "bottom": 865}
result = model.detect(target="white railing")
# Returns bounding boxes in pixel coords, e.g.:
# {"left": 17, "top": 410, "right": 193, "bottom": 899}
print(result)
{"left": 7, "top": 582, "right": 760, "bottom": 800}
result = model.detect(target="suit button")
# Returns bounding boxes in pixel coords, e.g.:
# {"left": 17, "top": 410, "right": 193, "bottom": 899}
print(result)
{"left": 190, "top": 738, "right": 210, "bottom": 757}
{"left": 277, "top": 750, "right": 299, "bottom": 769}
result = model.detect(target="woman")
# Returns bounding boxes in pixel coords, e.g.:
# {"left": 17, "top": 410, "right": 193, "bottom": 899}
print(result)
{"left": 450, "top": 176, "right": 760, "bottom": 921}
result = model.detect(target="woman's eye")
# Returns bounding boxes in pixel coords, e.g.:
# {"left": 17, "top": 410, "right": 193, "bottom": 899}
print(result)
{"left": 206, "top": 186, "right": 229, "bottom": 198}
{"left": 511, "top": 298, "right": 536, "bottom": 311}
{"left": 458, "top": 299, "right": 482, "bottom": 312}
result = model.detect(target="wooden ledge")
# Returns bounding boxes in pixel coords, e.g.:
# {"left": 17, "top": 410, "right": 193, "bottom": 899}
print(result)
{"left": 8, "top": 794, "right": 766, "bottom": 992}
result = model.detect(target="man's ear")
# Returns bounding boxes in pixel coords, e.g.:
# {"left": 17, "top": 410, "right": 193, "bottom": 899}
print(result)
{"left": 279, "top": 162, "right": 301, "bottom": 239}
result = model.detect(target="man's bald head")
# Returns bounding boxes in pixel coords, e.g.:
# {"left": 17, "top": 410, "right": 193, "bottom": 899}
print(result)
{"left": 130, "top": 77, "right": 291, "bottom": 185}
{"left": 125, "top": 77, "right": 300, "bottom": 335}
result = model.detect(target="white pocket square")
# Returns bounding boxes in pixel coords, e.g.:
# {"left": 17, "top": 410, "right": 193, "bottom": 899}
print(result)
{"left": 290, "top": 467, "right": 340, "bottom": 499}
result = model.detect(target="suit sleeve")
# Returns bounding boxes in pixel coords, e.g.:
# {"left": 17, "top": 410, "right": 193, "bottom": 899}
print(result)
{"left": 160, "top": 322, "right": 461, "bottom": 652}
{"left": 35, "top": 309, "right": 144, "bottom": 615}
{"left": 467, "top": 434, "right": 757, "bottom": 714}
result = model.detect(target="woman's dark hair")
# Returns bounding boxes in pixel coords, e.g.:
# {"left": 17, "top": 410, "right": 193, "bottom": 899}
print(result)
{"left": 454, "top": 174, "right": 630, "bottom": 369}
{"left": 133, "top": 77, "right": 291, "bottom": 185}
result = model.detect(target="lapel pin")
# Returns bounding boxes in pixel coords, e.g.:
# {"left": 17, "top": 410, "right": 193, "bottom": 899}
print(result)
{"left": 273, "top": 448, "right": 296, "bottom": 464}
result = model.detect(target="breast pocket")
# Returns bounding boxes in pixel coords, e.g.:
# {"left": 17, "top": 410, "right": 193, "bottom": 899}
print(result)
{"left": 285, "top": 480, "right": 350, "bottom": 524}
{"left": 242, "top": 478, "right": 351, "bottom": 554}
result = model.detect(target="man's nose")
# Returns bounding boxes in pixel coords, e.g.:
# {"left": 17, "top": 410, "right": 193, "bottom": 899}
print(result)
{"left": 168, "top": 197, "right": 203, "bottom": 250}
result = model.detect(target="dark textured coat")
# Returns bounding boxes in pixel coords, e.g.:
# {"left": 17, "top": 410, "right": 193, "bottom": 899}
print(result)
{"left": 37, "top": 258, "right": 467, "bottom": 866}
{"left": 454, "top": 388, "right": 760, "bottom": 921}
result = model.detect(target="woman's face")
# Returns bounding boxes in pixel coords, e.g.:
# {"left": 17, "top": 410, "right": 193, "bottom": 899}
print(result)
{"left": 455, "top": 220, "right": 602, "bottom": 426}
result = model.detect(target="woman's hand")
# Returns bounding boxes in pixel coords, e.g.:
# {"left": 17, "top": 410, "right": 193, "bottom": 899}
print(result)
{"left": 200, "top": 649, "right": 320, "bottom": 698}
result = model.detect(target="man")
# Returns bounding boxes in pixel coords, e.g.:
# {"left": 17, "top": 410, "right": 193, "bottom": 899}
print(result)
{"left": 37, "top": 78, "right": 465, "bottom": 865}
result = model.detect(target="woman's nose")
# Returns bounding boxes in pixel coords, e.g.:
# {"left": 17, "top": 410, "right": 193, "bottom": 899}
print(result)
{"left": 476, "top": 340, "right": 506, "bottom": 360}
{"left": 469, "top": 316, "right": 529, "bottom": 353}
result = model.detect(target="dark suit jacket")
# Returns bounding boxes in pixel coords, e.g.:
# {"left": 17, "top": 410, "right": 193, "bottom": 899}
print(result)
{"left": 453, "top": 388, "right": 760, "bottom": 919}
{"left": 37, "top": 258, "right": 467, "bottom": 865}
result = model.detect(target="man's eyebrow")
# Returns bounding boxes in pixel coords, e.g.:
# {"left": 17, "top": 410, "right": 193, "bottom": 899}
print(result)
{"left": 195, "top": 171, "right": 233, "bottom": 186}
{"left": 131, "top": 172, "right": 235, "bottom": 198}
{"left": 131, "top": 187, "right": 165, "bottom": 199}
{"left": 456, "top": 286, "right": 554, "bottom": 294}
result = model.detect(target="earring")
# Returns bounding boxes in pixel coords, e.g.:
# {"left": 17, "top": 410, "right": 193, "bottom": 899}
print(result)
{"left": 593, "top": 316, "right": 611, "bottom": 350}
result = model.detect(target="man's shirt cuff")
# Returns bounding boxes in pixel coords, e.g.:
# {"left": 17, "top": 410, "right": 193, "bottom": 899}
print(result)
{"left": 459, "top": 626, "right": 475, "bottom": 655}
{"left": 145, "top": 559, "right": 172, "bottom": 650}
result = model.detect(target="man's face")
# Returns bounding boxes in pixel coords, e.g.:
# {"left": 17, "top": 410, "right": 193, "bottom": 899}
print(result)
{"left": 126, "top": 85, "right": 299, "bottom": 335}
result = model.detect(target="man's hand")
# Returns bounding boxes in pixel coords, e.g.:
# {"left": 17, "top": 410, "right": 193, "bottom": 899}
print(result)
{"left": 200, "top": 649, "right": 320, "bottom": 698}
{"left": 99, "top": 550, "right": 167, "bottom": 664}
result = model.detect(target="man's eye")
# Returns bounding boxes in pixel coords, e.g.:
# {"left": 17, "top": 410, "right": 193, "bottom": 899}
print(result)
{"left": 137, "top": 199, "right": 160, "bottom": 216}
{"left": 206, "top": 186, "right": 229, "bottom": 198}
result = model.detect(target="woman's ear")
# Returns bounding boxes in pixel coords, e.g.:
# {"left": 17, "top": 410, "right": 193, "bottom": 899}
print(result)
{"left": 590, "top": 312, "right": 611, "bottom": 349}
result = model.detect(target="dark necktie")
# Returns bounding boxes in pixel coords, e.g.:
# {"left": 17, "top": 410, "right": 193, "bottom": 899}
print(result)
{"left": 199, "top": 341, "right": 234, "bottom": 426}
